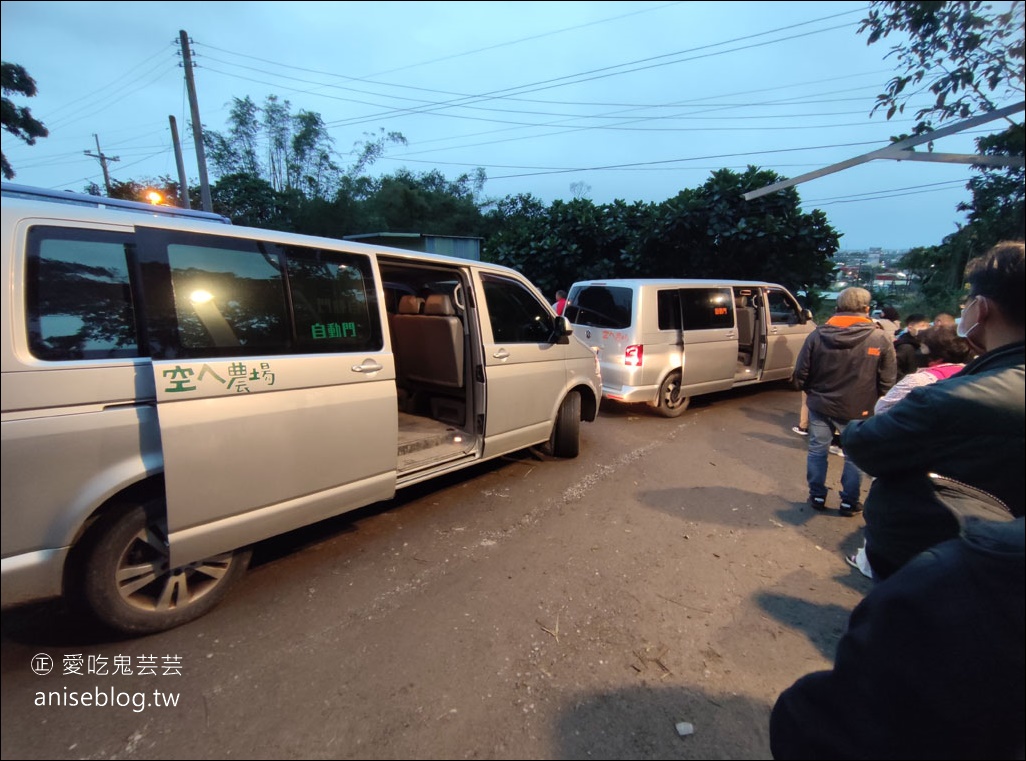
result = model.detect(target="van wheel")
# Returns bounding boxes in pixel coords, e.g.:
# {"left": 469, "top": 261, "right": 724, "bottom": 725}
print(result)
{"left": 542, "top": 390, "right": 581, "bottom": 458}
{"left": 654, "top": 372, "right": 691, "bottom": 417}
{"left": 81, "top": 499, "right": 250, "bottom": 635}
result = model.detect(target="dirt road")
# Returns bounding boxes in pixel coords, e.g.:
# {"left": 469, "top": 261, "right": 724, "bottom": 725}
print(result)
{"left": 1, "top": 384, "right": 871, "bottom": 759}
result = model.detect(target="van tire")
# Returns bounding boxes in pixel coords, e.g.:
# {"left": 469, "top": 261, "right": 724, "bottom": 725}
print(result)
{"left": 80, "top": 499, "right": 251, "bottom": 635}
{"left": 654, "top": 372, "right": 691, "bottom": 417}
{"left": 543, "top": 391, "right": 581, "bottom": 458}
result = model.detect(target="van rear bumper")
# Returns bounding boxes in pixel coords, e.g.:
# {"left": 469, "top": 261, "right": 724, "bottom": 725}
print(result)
{"left": 602, "top": 383, "right": 658, "bottom": 405}
{"left": 1, "top": 548, "right": 67, "bottom": 608}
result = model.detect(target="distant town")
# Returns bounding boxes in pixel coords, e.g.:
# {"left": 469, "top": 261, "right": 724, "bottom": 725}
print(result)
{"left": 827, "top": 247, "right": 912, "bottom": 298}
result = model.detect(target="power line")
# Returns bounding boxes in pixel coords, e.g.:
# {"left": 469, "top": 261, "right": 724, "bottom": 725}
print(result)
{"left": 193, "top": 6, "right": 871, "bottom": 128}
{"left": 806, "top": 183, "right": 970, "bottom": 207}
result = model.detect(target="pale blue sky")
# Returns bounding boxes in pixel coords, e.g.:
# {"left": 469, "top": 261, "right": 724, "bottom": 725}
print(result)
{"left": 3, "top": 1, "right": 1021, "bottom": 250}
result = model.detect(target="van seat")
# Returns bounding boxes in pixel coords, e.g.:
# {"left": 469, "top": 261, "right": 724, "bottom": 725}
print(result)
{"left": 735, "top": 296, "right": 756, "bottom": 350}
{"left": 393, "top": 293, "right": 464, "bottom": 390}
{"left": 398, "top": 295, "right": 424, "bottom": 315}
{"left": 390, "top": 296, "right": 426, "bottom": 388}
{"left": 424, "top": 293, "right": 455, "bottom": 317}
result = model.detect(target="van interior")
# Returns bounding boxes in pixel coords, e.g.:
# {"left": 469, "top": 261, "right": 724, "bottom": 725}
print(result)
{"left": 379, "top": 258, "right": 481, "bottom": 479}
{"left": 733, "top": 287, "right": 760, "bottom": 380}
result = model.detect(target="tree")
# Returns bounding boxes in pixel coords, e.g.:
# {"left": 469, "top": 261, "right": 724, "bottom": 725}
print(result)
{"left": 346, "top": 128, "right": 408, "bottom": 179}
{"left": 484, "top": 168, "right": 839, "bottom": 297}
{"left": 1, "top": 61, "right": 49, "bottom": 179}
{"left": 658, "top": 167, "right": 839, "bottom": 289}
{"left": 201, "top": 97, "right": 412, "bottom": 228}
{"left": 290, "top": 109, "right": 337, "bottom": 197}
{"left": 209, "top": 173, "right": 283, "bottom": 228}
{"left": 204, "top": 96, "right": 261, "bottom": 177}
{"left": 85, "top": 177, "right": 181, "bottom": 206}
{"left": 204, "top": 95, "right": 344, "bottom": 197}
{"left": 859, "top": 1, "right": 1024, "bottom": 300}
{"left": 360, "top": 168, "right": 486, "bottom": 235}
{"left": 962, "top": 123, "right": 1025, "bottom": 243}
{"left": 858, "top": 1, "right": 1025, "bottom": 132}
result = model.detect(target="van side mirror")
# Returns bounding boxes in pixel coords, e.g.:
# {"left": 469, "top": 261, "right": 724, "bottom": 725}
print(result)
{"left": 552, "top": 315, "right": 573, "bottom": 345}
{"left": 800, "top": 308, "right": 813, "bottom": 325}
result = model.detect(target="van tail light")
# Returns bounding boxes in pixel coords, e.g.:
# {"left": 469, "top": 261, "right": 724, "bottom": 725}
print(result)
{"left": 625, "top": 344, "right": 643, "bottom": 367}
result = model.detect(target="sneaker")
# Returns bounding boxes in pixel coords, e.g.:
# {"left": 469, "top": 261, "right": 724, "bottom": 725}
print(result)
{"left": 839, "top": 500, "right": 862, "bottom": 517}
{"left": 792, "top": 426, "right": 809, "bottom": 436}
{"left": 829, "top": 444, "right": 845, "bottom": 457}
{"left": 809, "top": 495, "right": 827, "bottom": 511}
{"left": 845, "top": 547, "right": 874, "bottom": 579}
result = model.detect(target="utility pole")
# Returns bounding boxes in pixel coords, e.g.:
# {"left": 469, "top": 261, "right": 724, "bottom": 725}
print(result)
{"left": 84, "top": 134, "right": 119, "bottom": 195}
{"left": 168, "top": 115, "right": 191, "bottom": 209}
{"left": 179, "top": 30, "right": 212, "bottom": 212}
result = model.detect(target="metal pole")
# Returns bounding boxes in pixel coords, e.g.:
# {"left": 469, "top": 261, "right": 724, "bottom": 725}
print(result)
{"left": 169, "top": 115, "right": 191, "bottom": 209}
{"left": 180, "top": 30, "right": 213, "bottom": 212}
{"left": 84, "top": 134, "right": 119, "bottom": 195}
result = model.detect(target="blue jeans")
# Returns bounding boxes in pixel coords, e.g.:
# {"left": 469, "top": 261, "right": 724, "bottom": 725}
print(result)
{"left": 806, "top": 408, "right": 863, "bottom": 504}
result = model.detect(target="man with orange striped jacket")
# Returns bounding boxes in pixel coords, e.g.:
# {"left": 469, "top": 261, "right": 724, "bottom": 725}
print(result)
{"left": 794, "top": 287, "right": 896, "bottom": 516}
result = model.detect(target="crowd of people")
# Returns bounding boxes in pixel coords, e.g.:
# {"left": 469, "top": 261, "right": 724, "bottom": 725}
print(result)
{"left": 774, "top": 240, "right": 1024, "bottom": 759}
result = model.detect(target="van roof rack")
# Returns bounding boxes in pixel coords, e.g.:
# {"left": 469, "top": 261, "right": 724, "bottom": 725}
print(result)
{"left": 1, "top": 182, "right": 232, "bottom": 224}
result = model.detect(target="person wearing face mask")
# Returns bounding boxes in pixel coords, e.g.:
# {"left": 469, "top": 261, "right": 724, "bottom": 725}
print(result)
{"left": 841, "top": 240, "right": 1025, "bottom": 581}
{"left": 892, "top": 312, "right": 931, "bottom": 381}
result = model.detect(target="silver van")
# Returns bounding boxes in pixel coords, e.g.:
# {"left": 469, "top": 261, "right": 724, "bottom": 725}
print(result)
{"left": 1, "top": 190, "right": 600, "bottom": 634}
{"left": 565, "top": 279, "right": 813, "bottom": 416}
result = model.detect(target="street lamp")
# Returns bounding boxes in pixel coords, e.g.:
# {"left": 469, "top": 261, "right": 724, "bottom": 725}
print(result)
{"left": 146, "top": 190, "right": 164, "bottom": 205}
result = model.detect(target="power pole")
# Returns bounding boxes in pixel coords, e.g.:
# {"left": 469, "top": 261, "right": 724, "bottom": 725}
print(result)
{"left": 179, "top": 30, "right": 213, "bottom": 212}
{"left": 168, "top": 115, "right": 191, "bottom": 209}
{"left": 84, "top": 134, "right": 119, "bottom": 195}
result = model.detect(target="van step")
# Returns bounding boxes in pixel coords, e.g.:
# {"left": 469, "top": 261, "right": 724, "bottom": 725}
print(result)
{"left": 398, "top": 427, "right": 461, "bottom": 456}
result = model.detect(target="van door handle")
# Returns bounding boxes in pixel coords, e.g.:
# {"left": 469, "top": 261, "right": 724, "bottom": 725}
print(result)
{"left": 351, "top": 359, "right": 383, "bottom": 373}
{"left": 725, "top": 331, "right": 737, "bottom": 339}
{"left": 492, "top": 348, "right": 510, "bottom": 360}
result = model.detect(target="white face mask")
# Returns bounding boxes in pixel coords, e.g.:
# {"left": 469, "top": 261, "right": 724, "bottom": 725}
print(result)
{"left": 956, "top": 320, "right": 977, "bottom": 340}
{"left": 957, "top": 297, "right": 979, "bottom": 340}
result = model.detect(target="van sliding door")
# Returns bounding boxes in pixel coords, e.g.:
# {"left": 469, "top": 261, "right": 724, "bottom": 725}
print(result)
{"left": 137, "top": 228, "right": 397, "bottom": 568}
{"left": 674, "top": 287, "right": 737, "bottom": 395}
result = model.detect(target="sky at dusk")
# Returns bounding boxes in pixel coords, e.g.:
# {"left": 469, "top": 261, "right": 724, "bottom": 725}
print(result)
{"left": 3, "top": 1, "right": 1022, "bottom": 251}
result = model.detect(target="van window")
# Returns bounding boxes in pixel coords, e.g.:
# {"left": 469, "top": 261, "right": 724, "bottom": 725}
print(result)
{"left": 287, "top": 248, "right": 380, "bottom": 352}
{"left": 168, "top": 240, "right": 289, "bottom": 353}
{"left": 766, "top": 288, "right": 801, "bottom": 325}
{"left": 140, "top": 229, "right": 382, "bottom": 358}
{"left": 565, "top": 285, "right": 632, "bottom": 329}
{"left": 481, "top": 273, "right": 552, "bottom": 343}
{"left": 26, "top": 226, "right": 142, "bottom": 360}
{"left": 657, "top": 287, "right": 733, "bottom": 330}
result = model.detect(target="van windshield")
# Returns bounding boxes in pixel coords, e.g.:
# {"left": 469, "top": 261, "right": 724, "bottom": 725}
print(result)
{"left": 565, "top": 286, "right": 633, "bottom": 329}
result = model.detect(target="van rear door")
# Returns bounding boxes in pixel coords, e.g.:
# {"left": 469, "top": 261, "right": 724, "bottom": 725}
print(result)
{"left": 138, "top": 228, "right": 397, "bottom": 567}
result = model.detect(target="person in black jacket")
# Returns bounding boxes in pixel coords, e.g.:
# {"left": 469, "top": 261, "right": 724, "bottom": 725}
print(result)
{"left": 793, "top": 287, "right": 896, "bottom": 516}
{"left": 770, "top": 515, "right": 1024, "bottom": 760}
{"left": 842, "top": 241, "right": 1025, "bottom": 579}
{"left": 892, "top": 312, "right": 930, "bottom": 380}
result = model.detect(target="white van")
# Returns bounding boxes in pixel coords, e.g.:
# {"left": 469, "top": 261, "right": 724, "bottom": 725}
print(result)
{"left": 1, "top": 189, "right": 600, "bottom": 634}
{"left": 565, "top": 279, "right": 813, "bottom": 416}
